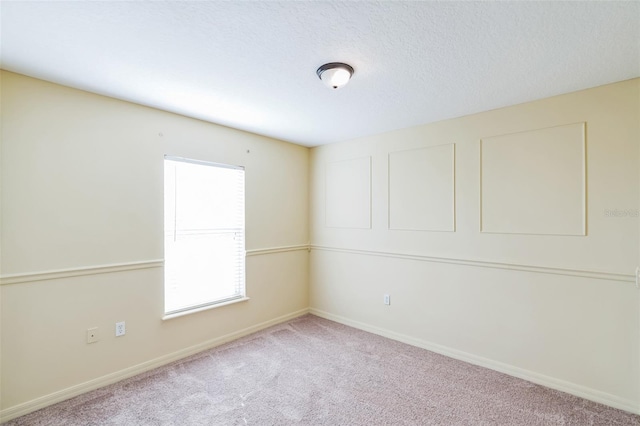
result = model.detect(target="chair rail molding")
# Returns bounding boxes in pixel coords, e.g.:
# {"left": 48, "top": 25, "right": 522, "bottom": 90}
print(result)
{"left": 310, "top": 245, "right": 634, "bottom": 283}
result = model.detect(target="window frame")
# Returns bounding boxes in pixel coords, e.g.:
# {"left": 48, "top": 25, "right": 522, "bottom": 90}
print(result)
{"left": 162, "top": 155, "right": 247, "bottom": 319}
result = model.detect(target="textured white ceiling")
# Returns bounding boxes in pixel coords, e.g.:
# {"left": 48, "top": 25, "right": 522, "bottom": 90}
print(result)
{"left": 1, "top": 1, "right": 638, "bottom": 147}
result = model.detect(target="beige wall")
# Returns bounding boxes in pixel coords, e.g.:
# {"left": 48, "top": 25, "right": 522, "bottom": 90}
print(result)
{"left": 0, "top": 71, "right": 309, "bottom": 419}
{"left": 309, "top": 79, "right": 640, "bottom": 412}
{"left": 1, "top": 70, "right": 639, "bottom": 419}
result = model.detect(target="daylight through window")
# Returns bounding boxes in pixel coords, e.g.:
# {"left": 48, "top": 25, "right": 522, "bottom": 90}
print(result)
{"left": 164, "top": 156, "right": 245, "bottom": 315}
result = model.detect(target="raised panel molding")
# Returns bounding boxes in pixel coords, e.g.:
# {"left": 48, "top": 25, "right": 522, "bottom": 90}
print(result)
{"left": 480, "top": 123, "right": 586, "bottom": 236}
{"left": 325, "top": 157, "right": 372, "bottom": 229}
{"left": 389, "top": 144, "right": 455, "bottom": 231}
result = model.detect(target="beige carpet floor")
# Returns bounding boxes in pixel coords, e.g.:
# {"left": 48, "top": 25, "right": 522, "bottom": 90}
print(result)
{"left": 4, "top": 314, "right": 640, "bottom": 425}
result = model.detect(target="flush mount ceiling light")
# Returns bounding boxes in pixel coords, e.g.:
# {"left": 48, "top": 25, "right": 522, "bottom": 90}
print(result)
{"left": 316, "top": 62, "right": 354, "bottom": 89}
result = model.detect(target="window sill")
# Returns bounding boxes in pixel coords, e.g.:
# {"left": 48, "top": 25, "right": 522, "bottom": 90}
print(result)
{"left": 162, "top": 297, "right": 250, "bottom": 321}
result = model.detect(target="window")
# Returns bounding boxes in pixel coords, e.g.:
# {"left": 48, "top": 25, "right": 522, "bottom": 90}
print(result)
{"left": 164, "top": 156, "right": 245, "bottom": 316}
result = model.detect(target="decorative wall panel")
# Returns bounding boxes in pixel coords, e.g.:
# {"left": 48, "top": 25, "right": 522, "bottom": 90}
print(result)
{"left": 325, "top": 157, "right": 371, "bottom": 229}
{"left": 389, "top": 144, "right": 455, "bottom": 231}
{"left": 481, "top": 123, "right": 586, "bottom": 235}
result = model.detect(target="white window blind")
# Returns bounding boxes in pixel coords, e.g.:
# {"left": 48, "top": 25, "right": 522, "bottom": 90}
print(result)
{"left": 164, "top": 156, "right": 245, "bottom": 315}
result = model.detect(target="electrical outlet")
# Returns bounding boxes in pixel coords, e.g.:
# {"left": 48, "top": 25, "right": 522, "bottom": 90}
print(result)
{"left": 384, "top": 294, "right": 390, "bottom": 305}
{"left": 115, "top": 321, "right": 126, "bottom": 337}
{"left": 87, "top": 327, "right": 99, "bottom": 343}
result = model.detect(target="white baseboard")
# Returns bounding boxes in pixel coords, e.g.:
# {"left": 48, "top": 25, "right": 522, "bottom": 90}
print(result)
{"left": 0, "top": 308, "right": 310, "bottom": 423}
{"left": 309, "top": 308, "right": 640, "bottom": 415}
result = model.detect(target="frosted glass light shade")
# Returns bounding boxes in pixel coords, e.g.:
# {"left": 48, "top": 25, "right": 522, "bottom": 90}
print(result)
{"left": 317, "top": 63, "right": 354, "bottom": 89}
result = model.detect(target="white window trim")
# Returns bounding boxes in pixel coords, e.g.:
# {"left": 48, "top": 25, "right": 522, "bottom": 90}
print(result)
{"left": 163, "top": 155, "right": 246, "bottom": 317}
{"left": 162, "top": 296, "right": 250, "bottom": 321}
